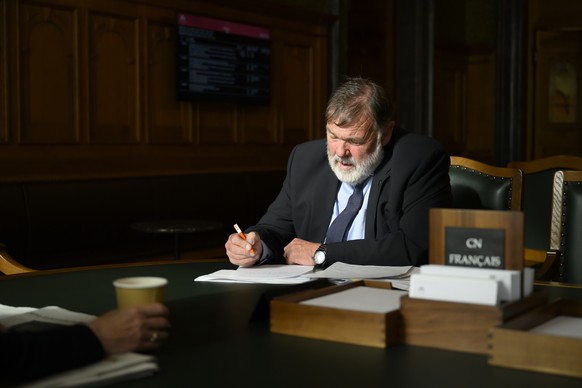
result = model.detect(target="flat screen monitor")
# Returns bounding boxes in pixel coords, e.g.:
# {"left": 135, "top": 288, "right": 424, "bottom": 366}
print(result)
{"left": 176, "top": 13, "right": 271, "bottom": 105}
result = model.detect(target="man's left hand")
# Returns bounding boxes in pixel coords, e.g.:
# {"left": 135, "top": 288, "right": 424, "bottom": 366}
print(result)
{"left": 283, "top": 238, "right": 320, "bottom": 265}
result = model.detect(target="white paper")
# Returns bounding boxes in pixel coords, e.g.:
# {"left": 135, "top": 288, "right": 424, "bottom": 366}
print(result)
{"left": 0, "top": 304, "right": 158, "bottom": 387}
{"left": 195, "top": 263, "right": 417, "bottom": 287}
{"left": 530, "top": 316, "right": 582, "bottom": 339}
{"left": 195, "top": 264, "right": 315, "bottom": 284}
{"left": 301, "top": 287, "right": 408, "bottom": 313}
{"left": 308, "top": 262, "right": 417, "bottom": 290}
{"left": 419, "top": 265, "right": 521, "bottom": 302}
{"left": 22, "top": 354, "right": 158, "bottom": 388}
{"left": 0, "top": 304, "right": 36, "bottom": 319}
{"left": 409, "top": 273, "right": 500, "bottom": 306}
{"left": 0, "top": 306, "right": 95, "bottom": 328}
{"left": 308, "top": 262, "right": 415, "bottom": 280}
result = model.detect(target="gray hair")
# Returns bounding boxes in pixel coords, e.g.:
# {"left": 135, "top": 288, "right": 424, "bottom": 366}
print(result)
{"left": 325, "top": 77, "right": 394, "bottom": 140}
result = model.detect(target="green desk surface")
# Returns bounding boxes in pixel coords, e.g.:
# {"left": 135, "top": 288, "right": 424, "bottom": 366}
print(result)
{"left": 1, "top": 260, "right": 581, "bottom": 387}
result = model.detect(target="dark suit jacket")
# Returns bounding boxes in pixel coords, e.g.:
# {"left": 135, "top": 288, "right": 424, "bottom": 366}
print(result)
{"left": 249, "top": 127, "right": 452, "bottom": 267}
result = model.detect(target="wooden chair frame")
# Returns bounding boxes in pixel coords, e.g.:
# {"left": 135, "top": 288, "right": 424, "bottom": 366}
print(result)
{"left": 0, "top": 250, "right": 36, "bottom": 275}
{"left": 508, "top": 155, "right": 582, "bottom": 174}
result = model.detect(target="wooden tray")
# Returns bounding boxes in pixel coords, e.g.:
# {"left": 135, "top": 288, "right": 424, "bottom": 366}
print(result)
{"left": 489, "top": 299, "right": 582, "bottom": 378}
{"left": 270, "top": 280, "right": 405, "bottom": 348}
{"left": 400, "top": 291, "right": 547, "bottom": 354}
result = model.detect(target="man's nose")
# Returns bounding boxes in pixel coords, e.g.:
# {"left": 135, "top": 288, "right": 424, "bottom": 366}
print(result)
{"left": 336, "top": 141, "right": 350, "bottom": 157}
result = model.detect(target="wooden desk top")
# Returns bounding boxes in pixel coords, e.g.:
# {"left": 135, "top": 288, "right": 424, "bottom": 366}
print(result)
{"left": 1, "top": 260, "right": 581, "bottom": 387}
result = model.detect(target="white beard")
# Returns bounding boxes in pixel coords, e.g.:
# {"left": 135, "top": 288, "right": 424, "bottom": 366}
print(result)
{"left": 327, "top": 139, "right": 384, "bottom": 185}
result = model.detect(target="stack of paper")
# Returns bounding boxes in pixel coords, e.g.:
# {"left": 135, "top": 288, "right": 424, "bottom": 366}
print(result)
{"left": 195, "top": 262, "right": 416, "bottom": 290}
{"left": 23, "top": 353, "right": 158, "bottom": 388}
{"left": 408, "top": 265, "right": 526, "bottom": 305}
{"left": 309, "top": 262, "right": 416, "bottom": 290}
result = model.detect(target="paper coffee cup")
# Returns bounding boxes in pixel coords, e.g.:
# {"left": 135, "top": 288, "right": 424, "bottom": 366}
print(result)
{"left": 113, "top": 277, "right": 167, "bottom": 309}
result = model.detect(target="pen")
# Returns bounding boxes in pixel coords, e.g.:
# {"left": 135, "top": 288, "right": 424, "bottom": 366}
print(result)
{"left": 234, "top": 224, "right": 256, "bottom": 254}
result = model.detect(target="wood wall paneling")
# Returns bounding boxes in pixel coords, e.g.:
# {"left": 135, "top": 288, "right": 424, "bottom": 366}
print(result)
{"left": 465, "top": 50, "right": 495, "bottom": 162}
{"left": 145, "top": 20, "right": 192, "bottom": 145}
{"left": 433, "top": 48, "right": 495, "bottom": 162}
{"left": 346, "top": 0, "right": 397, "bottom": 95}
{"left": 1, "top": 0, "right": 332, "bottom": 180}
{"left": 19, "top": 2, "right": 79, "bottom": 144}
{"left": 433, "top": 50, "right": 467, "bottom": 156}
{"left": 278, "top": 34, "right": 314, "bottom": 145}
{"left": 0, "top": 0, "right": 6, "bottom": 143}
{"left": 198, "top": 104, "right": 237, "bottom": 145}
{"left": 88, "top": 11, "right": 139, "bottom": 144}
{"left": 239, "top": 105, "right": 278, "bottom": 145}
{"left": 312, "top": 31, "right": 327, "bottom": 140}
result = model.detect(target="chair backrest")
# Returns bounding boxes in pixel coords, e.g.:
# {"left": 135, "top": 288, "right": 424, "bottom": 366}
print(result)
{"left": 508, "top": 155, "right": 582, "bottom": 251}
{"left": 449, "top": 156, "right": 522, "bottom": 211}
{"left": 550, "top": 170, "right": 582, "bottom": 284}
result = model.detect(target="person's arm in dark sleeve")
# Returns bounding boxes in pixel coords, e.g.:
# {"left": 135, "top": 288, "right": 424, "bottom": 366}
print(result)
{"left": 0, "top": 324, "right": 105, "bottom": 384}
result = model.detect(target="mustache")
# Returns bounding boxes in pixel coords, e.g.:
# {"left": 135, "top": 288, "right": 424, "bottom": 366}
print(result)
{"left": 332, "top": 155, "right": 355, "bottom": 165}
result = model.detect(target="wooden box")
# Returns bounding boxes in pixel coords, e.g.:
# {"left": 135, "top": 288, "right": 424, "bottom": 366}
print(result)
{"left": 270, "top": 281, "right": 405, "bottom": 348}
{"left": 489, "top": 299, "right": 582, "bottom": 378}
{"left": 400, "top": 291, "right": 547, "bottom": 354}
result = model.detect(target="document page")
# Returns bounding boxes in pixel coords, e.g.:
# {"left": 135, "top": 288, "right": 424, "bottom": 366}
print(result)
{"left": 308, "top": 262, "right": 418, "bottom": 290}
{"left": 195, "top": 263, "right": 418, "bottom": 287}
{"left": 530, "top": 316, "right": 582, "bottom": 339}
{"left": 22, "top": 353, "right": 158, "bottom": 388}
{"left": 309, "top": 262, "right": 415, "bottom": 279}
{"left": 195, "top": 264, "right": 315, "bottom": 284}
{"left": 0, "top": 305, "right": 94, "bottom": 328}
{"left": 300, "top": 287, "right": 408, "bottom": 313}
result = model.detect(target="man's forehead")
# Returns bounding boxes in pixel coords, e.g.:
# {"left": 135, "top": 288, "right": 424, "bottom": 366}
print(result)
{"left": 327, "top": 117, "right": 373, "bottom": 139}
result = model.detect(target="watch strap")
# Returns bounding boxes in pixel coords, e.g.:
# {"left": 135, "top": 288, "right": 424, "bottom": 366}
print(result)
{"left": 313, "top": 243, "right": 327, "bottom": 266}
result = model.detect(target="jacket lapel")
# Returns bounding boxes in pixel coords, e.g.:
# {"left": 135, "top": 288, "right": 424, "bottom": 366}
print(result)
{"left": 366, "top": 159, "right": 392, "bottom": 237}
{"left": 365, "top": 134, "right": 397, "bottom": 237}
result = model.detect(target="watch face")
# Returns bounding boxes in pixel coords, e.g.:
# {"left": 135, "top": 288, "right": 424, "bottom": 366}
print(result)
{"left": 314, "top": 250, "right": 326, "bottom": 265}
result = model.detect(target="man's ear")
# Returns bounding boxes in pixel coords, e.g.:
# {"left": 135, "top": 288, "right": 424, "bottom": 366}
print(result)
{"left": 381, "top": 121, "right": 396, "bottom": 146}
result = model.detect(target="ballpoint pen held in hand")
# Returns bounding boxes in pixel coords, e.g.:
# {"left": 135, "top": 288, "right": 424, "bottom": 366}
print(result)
{"left": 234, "top": 224, "right": 256, "bottom": 254}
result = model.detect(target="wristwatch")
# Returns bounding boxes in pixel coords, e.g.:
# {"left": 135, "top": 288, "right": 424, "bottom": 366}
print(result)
{"left": 313, "top": 244, "right": 327, "bottom": 266}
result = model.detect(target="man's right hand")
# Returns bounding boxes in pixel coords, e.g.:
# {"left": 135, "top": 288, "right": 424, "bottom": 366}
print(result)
{"left": 89, "top": 303, "right": 170, "bottom": 354}
{"left": 225, "top": 231, "right": 262, "bottom": 267}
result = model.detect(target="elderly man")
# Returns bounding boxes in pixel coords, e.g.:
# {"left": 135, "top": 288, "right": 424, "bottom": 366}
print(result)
{"left": 226, "top": 77, "right": 451, "bottom": 268}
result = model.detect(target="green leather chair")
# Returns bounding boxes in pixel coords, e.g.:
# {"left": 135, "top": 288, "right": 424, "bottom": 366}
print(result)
{"left": 449, "top": 156, "right": 522, "bottom": 211}
{"left": 549, "top": 170, "right": 582, "bottom": 284}
{"left": 448, "top": 158, "right": 553, "bottom": 277}
{"left": 508, "top": 155, "right": 582, "bottom": 252}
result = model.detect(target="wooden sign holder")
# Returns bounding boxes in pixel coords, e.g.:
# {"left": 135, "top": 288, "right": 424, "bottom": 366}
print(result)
{"left": 429, "top": 208, "right": 524, "bottom": 270}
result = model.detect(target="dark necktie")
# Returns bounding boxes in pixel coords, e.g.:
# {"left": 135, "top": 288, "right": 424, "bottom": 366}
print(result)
{"left": 325, "top": 182, "right": 366, "bottom": 243}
